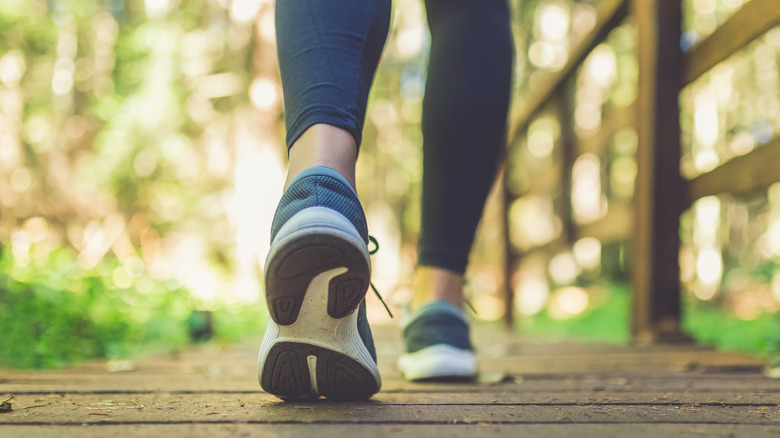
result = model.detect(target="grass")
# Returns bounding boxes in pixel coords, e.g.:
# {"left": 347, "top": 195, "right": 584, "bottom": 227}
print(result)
{"left": 515, "top": 280, "right": 778, "bottom": 365}
{"left": 0, "top": 249, "right": 267, "bottom": 369}
{"left": 514, "top": 281, "right": 632, "bottom": 344}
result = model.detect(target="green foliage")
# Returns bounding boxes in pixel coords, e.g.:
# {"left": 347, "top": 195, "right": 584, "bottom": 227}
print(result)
{"left": 0, "top": 248, "right": 266, "bottom": 369}
{"left": 517, "top": 281, "right": 778, "bottom": 360}
{"left": 766, "top": 316, "right": 780, "bottom": 367}
{"left": 515, "top": 282, "right": 631, "bottom": 344}
{"left": 683, "top": 300, "right": 778, "bottom": 356}
{"left": 0, "top": 0, "right": 268, "bottom": 370}
{"left": 0, "top": 249, "right": 188, "bottom": 368}
{"left": 210, "top": 303, "right": 267, "bottom": 344}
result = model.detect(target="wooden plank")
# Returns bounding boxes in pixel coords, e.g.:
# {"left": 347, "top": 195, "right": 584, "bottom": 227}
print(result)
{"left": 575, "top": 201, "right": 633, "bottom": 244}
{"left": 683, "top": 0, "right": 780, "bottom": 85}
{"left": 1, "top": 394, "right": 779, "bottom": 425}
{"left": 6, "top": 372, "right": 779, "bottom": 397}
{"left": 3, "top": 424, "right": 780, "bottom": 438}
{"left": 687, "top": 137, "right": 780, "bottom": 206}
{"left": 2, "top": 344, "right": 771, "bottom": 395}
{"left": 508, "top": 0, "right": 629, "bottom": 143}
{"left": 2, "top": 325, "right": 779, "bottom": 437}
{"left": 4, "top": 390, "right": 780, "bottom": 407}
{"left": 630, "top": 0, "right": 687, "bottom": 342}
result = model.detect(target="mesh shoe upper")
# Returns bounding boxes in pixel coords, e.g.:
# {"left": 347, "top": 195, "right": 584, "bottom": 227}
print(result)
{"left": 271, "top": 166, "right": 368, "bottom": 243}
{"left": 356, "top": 300, "right": 377, "bottom": 363}
{"left": 401, "top": 300, "right": 473, "bottom": 353}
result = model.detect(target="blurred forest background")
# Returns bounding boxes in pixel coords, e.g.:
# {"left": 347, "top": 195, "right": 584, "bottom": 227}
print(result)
{"left": 1, "top": 0, "right": 779, "bottom": 369}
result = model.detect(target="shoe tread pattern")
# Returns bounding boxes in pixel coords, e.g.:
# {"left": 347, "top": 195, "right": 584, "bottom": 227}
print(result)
{"left": 266, "top": 234, "right": 369, "bottom": 325}
{"left": 260, "top": 342, "right": 378, "bottom": 400}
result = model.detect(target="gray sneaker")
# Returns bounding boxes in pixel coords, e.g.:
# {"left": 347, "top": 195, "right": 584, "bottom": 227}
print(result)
{"left": 258, "top": 166, "right": 380, "bottom": 400}
{"left": 397, "top": 300, "right": 477, "bottom": 381}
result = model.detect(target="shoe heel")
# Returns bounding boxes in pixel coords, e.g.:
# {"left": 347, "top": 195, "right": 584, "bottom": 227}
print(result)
{"left": 264, "top": 207, "right": 370, "bottom": 326}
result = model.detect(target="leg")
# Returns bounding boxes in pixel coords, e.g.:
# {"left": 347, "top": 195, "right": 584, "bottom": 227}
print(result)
{"left": 258, "top": 0, "right": 391, "bottom": 401}
{"left": 412, "top": 266, "right": 466, "bottom": 311}
{"left": 285, "top": 124, "right": 358, "bottom": 190}
{"left": 276, "top": 0, "right": 392, "bottom": 189}
{"left": 415, "top": 0, "right": 514, "bottom": 310}
{"left": 399, "top": 0, "right": 514, "bottom": 381}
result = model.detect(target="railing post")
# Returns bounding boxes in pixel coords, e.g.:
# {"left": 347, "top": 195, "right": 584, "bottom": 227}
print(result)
{"left": 631, "top": 0, "right": 688, "bottom": 342}
{"left": 501, "top": 166, "right": 515, "bottom": 329}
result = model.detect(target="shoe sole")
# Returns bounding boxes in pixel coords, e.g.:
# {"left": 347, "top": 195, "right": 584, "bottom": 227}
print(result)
{"left": 259, "top": 207, "right": 380, "bottom": 400}
{"left": 397, "top": 344, "right": 478, "bottom": 381}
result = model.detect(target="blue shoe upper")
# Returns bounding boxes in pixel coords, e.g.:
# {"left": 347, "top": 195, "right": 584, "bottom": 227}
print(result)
{"left": 356, "top": 300, "right": 377, "bottom": 363}
{"left": 401, "top": 301, "right": 473, "bottom": 354}
{"left": 271, "top": 166, "right": 368, "bottom": 243}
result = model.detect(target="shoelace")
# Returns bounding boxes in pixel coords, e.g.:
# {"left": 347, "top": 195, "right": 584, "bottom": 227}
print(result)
{"left": 367, "top": 235, "right": 393, "bottom": 318}
{"left": 367, "top": 235, "right": 479, "bottom": 318}
{"left": 463, "top": 298, "right": 478, "bottom": 315}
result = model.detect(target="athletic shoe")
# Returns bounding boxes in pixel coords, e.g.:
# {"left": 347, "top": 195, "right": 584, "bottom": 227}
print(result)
{"left": 258, "top": 166, "right": 380, "bottom": 400}
{"left": 397, "top": 300, "right": 478, "bottom": 381}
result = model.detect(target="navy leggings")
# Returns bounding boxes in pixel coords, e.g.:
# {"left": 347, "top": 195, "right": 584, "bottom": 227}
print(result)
{"left": 276, "top": 0, "right": 514, "bottom": 274}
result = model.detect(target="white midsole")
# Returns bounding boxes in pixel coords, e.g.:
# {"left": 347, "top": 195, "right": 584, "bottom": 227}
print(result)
{"left": 397, "top": 344, "right": 478, "bottom": 381}
{"left": 259, "top": 206, "right": 379, "bottom": 389}
{"left": 258, "top": 267, "right": 381, "bottom": 386}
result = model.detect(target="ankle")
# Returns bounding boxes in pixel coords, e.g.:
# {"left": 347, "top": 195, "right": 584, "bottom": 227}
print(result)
{"left": 410, "top": 266, "right": 465, "bottom": 312}
{"left": 286, "top": 124, "right": 358, "bottom": 190}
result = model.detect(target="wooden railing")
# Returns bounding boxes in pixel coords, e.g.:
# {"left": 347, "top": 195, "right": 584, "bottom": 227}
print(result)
{"left": 502, "top": 0, "right": 780, "bottom": 341}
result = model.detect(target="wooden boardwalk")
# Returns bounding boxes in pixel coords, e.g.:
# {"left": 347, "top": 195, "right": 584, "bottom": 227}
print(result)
{"left": 2, "top": 323, "right": 779, "bottom": 437}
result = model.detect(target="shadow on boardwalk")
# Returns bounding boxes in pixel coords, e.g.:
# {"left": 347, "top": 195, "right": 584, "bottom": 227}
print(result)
{"left": 1, "top": 323, "right": 779, "bottom": 437}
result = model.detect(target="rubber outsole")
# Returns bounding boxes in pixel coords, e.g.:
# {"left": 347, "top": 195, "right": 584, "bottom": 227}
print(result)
{"left": 397, "top": 344, "right": 478, "bottom": 382}
{"left": 265, "top": 233, "right": 370, "bottom": 326}
{"left": 260, "top": 342, "right": 379, "bottom": 400}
